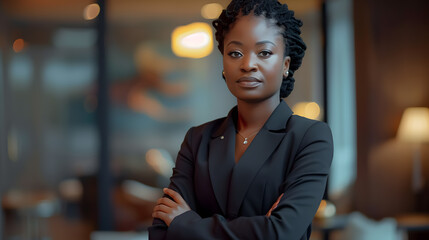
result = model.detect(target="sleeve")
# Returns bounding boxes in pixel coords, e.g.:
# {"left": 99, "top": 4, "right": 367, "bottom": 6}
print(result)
{"left": 148, "top": 127, "right": 199, "bottom": 239}
{"left": 151, "top": 122, "right": 334, "bottom": 240}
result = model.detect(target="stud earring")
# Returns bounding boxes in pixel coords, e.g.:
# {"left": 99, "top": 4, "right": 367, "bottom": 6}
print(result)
{"left": 284, "top": 70, "right": 289, "bottom": 77}
{"left": 222, "top": 71, "right": 226, "bottom": 79}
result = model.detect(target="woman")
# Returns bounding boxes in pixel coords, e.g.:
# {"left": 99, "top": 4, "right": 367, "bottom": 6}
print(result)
{"left": 149, "top": 0, "right": 333, "bottom": 239}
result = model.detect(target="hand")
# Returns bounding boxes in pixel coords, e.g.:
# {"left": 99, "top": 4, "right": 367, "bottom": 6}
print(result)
{"left": 266, "top": 193, "right": 284, "bottom": 217}
{"left": 152, "top": 188, "right": 191, "bottom": 226}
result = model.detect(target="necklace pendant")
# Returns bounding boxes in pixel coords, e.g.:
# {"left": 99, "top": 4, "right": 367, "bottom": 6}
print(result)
{"left": 243, "top": 138, "right": 248, "bottom": 144}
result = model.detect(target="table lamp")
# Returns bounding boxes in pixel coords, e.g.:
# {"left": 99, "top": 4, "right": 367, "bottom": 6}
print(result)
{"left": 397, "top": 107, "right": 429, "bottom": 193}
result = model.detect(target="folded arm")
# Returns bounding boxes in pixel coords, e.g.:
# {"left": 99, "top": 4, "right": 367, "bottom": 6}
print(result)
{"left": 149, "top": 122, "right": 333, "bottom": 240}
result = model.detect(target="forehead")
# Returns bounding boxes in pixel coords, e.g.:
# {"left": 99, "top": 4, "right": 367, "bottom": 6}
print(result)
{"left": 224, "top": 14, "right": 283, "bottom": 44}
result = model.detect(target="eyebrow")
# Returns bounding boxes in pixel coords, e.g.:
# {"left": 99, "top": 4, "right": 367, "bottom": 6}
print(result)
{"left": 226, "top": 40, "right": 276, "bottom": 47}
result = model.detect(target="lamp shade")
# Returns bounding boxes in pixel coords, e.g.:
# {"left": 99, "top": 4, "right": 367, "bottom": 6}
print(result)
{"left": 397, "top": 107, "right": 429, "bottom": 143}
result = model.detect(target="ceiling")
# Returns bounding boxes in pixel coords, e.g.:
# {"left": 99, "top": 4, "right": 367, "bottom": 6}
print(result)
{"left": 2, "top": 0, "right": 321, "bottom": 24}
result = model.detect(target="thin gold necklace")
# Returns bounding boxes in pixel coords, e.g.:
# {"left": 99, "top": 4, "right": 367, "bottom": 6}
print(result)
{"left": 236, "top": 130, "right": 259, "bottom": 145}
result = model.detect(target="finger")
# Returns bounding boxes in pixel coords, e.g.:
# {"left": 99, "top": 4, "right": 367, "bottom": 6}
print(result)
{"left": 152, "top": 210, "right": 167, "bottom": 220}
{"left": 275, "top": 193, "right": 284, "bottom": 204}
{"left": 271, "top": 194, "right": 284, "bottom": 210}
{"left": 163, "top": 188, "right": 185, "bottom": 205}
{"left": 157, "top": 197, "right": 177, "bottom": 208}
{"left": 153, "top": 204, "right": 172, "bottom": 214}
{"left": 152, "top": 211, "right": 172, "bottom": 226}
{"left": 267, "top": 193, "right": 285, "bottom": 217}
{"left": 272, "top": 203, "right": 278, "bottom": 210}
{"left": 267, "top": 204, "right": 276, "bottom": 217}
{"left": 272, "top": 193, "right": 284, "bottom": 208}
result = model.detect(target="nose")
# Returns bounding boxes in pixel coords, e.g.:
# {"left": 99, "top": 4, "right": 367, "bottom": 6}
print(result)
{"left": 240, "top": 54, "right": 257, "bottom": 72}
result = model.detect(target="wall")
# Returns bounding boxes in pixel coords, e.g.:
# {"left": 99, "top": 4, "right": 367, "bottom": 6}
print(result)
{"left": 354, "top": 0, "right": 429, "bottom": 218}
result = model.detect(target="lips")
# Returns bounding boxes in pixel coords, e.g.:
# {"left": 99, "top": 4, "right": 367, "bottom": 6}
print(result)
{"left": 236, "top": 77, "right": 262, "bottom": 88}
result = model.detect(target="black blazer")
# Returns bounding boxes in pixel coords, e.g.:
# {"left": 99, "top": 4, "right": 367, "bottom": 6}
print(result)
{"left": 149, "top": 101, "right": 333, "bottom": 240}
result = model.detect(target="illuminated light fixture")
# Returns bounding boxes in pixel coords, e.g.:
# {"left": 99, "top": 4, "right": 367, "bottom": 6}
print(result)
{"left": 13, "top": 39, "right": 25, "bottom": 53}
{"left": 83, "top": 3, "right": 100, "bottom": 20}
{"left": 201, "top": 3, "right": 223, "bottom": 19}
{"left": 181, "top": 32, "right": 210, "bottom": 49}
{"left": 172, "top": 22, "right": 213, "bottom": 59}
{"left": 397, "top": 107, "right": 429, "bottom": 193}
{"left": 292, "top": 101, "right": 321, "bottom": 120}
{"left": 397, "top": 107, "right": 429, "bottom": 143}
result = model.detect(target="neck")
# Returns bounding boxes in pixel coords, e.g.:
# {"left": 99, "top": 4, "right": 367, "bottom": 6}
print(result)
{"left": 236, "top": 97, "right": 281, "bottom": 133}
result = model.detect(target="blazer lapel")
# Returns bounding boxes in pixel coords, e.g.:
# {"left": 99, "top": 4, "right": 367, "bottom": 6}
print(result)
{"left": 208, "top": 108, "right": 236, "bottom": 215}
{"left": 227, "top": 101, "right": 293, "bottom": 218}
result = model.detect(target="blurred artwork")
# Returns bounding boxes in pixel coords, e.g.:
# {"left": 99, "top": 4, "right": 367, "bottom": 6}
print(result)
{"left": 84, "top": 43, "right": 191, "bottom": 125}
{"left": 109, "top": 43, "right": 190, "bottom": 122}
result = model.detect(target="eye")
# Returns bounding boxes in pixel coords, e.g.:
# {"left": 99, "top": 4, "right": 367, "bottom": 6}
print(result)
{"left": 228, "top": 51, "right": 242, "bottom": 58}
{"left": 258, "top": 50, "right": 272, "bottom": 58}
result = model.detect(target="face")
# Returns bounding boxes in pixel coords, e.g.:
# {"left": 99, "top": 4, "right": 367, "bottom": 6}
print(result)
{"left": 223, "top": 14, "right": 290, "bottom": 103}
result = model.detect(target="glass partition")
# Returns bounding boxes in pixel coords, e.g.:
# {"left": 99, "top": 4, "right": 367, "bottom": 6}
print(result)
{"left": 1, "top": 0, "right": 327, "bottom": 238}
{"left": 0, "top": 1, "right": 99, "bottom": 238}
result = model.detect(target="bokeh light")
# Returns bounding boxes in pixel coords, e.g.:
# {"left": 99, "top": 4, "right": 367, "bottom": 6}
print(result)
{"left": 201, "top": 3, "right": 223, "bottom": 19}
{"left": 292, "top": 101, "right": 321, "bottom": 120}
{"left": 83, "top": 3, "right": 100, "bottom": 20}
{"left": 12, "top": 39, "right": 25, "bottom": 53}
{"left": 172, "top": 22, "right": 213, "bottom": 59}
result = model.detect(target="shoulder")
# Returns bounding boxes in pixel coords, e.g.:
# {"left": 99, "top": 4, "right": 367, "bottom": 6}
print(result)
{"left": 287, "top": 115, "right": 331, "bottom": 134}
{"left": 287, "top": 115, "right": 333, "bottom": 147}
{"left": 287, "top": 114, "right": 327, "bottom": 129}
{"left": 285, "top": 116, "right": 334, "bottom": 177}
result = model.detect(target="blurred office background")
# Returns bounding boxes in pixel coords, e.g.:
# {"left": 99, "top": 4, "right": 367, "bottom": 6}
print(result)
{"left": 0, "top": 0, "right": 428, "bottom": 239}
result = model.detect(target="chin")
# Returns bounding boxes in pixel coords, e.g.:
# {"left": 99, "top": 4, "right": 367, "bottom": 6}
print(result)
{"left": 236, "top": 94, "right": 277, "bottom": 104}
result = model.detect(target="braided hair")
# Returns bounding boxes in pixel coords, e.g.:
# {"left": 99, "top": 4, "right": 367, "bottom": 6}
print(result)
{"left": 212, "top": 0, "right": 306, "bottom": 98}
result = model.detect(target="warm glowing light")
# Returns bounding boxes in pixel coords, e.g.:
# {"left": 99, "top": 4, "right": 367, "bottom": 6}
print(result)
{"left": 146, "top": 149, "right": 174, "bottom": 178}
{"left": 315, "top": 200, "right": 336, "bottom": 218}
{"left": 292, "top": 102, "right": 321, "bottom": 120}
{"left": 180, "top": 32, "right": 210, "bottom": 49}
{"left": 83, "top": 3, "right": 100, "bottom": 20}
{"left": 201, "top": 3, "right": 223, "bottom": 19}
{"left": 397, "top": 107, "right": 429, "bottom": 143}
{"left": 172, "top": 22, "right": 213, "bottom": 59}
{"left": 13, "top": 39, "right": 25, "bottom": 53}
